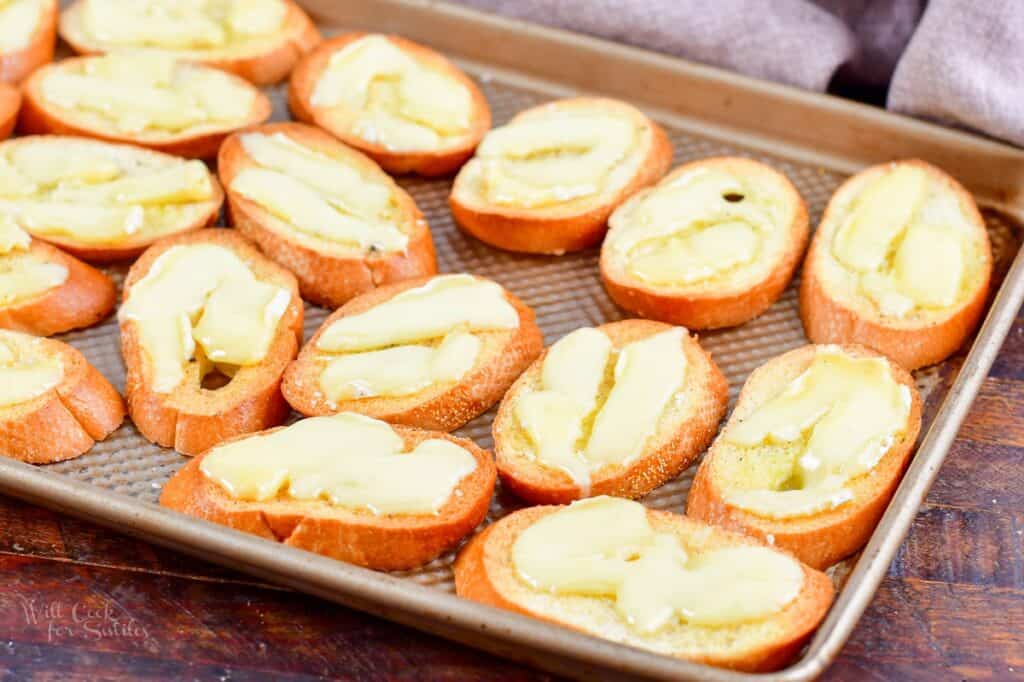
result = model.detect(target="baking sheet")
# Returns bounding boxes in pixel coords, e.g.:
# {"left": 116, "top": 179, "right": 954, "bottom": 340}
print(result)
{"left": 3, "top": 2, "right": 1024, "bottom": 680}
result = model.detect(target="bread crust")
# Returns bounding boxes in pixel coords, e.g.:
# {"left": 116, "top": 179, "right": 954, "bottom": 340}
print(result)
{"left": 282, "top": 275, "right": 544, "bottom": 431}
{"left": 686, "top": 344, "right": 923, "bottom": 570}
{"left": 799, "top": 159, "right": 992, "bottom": 370}
{"left": 449, "top": 97, "right": 673, "bottom": 255}
{"left": 160, "top": 422, "right": 496, "bottom": 571}
{"left": 0, "top": 136, "right": 225, "bottom": 262}
{"left": 0, "top": 331, "right": 124, "bottom": 463}
{"left": 453, "top": 504, "right": 835, "bottom": 672}
{"left": 218, "top": 121, "right": 438, "bottom": 308}
{"left": 59, "top": 0, "right": 321, "bottom": 86}
{"left": 120, "top": 229, "right": 303, "bottom": 456}
{"left": 19, "top": 57, "right": 272, "bottom": 159}
{"left": 288, "top": 32, "right": 491, "bottom": 177}
{"left": 493, "top": 319, "right": 728, "bottom": 504}
{"left": 601, "top": 157, "right": 810, "bottom": 329}
{"left": 0, "top": 0, "right": 56, "bottom": 84}
{"left": 0, "top": 239, "right": 115, "bottom": 336}
{"left": 0, "top": 83, "right": 20, "bottom": 139}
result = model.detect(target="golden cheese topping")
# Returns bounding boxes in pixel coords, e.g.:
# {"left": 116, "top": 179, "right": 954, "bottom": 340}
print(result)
{"left": 0, "top": 0, "right": 44, "bottom": 51}
{"left": 827, "top": 164, "right": 978, "bottom": 318}
{"left": 314, "top": 275, "right": 519, "bottom": 403}
{"left": 78, "top": 0, "right": 287, "bottom": 52}
{"left": 119, "top": 244, "right": 291, "bottom": 393}
{"left": 200, "top": 412, "right": 478, "bottom": 515}
{"left": 513, "top": 326, "right": 687, "bottom": 490}
{"left": 606, "top": 165, "right": 791, "bottom": 287}
{"left": 39, "top": 54, "right": 257, "bottom": 138}
{"left": 0, "top": 137, "right": 216, "bottom": 246}
{"left": 0, "top": 218, "right": 67, "bottom": 306}
{"left": 462, "top": 102, "right": 646, "bottom": 210}
{"left": 310, "top": 35, "right": 474, "bottom": 152}
{"left": 513, "top": 497, "right": 804, "bottom": 633}
{"left": 230, "top": 132, "right": 408, "bottom": 253}
{"left": 722, "top": 347, "right": 911, "bottom": 518}
{"left": 0, "top": 331, "right": 63, "bottom": 408}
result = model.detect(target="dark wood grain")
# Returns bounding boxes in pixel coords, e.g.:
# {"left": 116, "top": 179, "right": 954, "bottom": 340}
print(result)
{"left": 2, "top": 314, "right": 1024, "bottom": 681}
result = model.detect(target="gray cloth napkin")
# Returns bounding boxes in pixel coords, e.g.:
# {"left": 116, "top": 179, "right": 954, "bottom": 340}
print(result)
{"left": 454, "top": 0, "right": 1024, "bottom": 147}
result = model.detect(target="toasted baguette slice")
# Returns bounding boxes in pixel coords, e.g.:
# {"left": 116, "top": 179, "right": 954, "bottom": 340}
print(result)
{"left": 0, "top": 328, "right": 124, "bottom": 463}
{"left": 161, "top": 413, "right": 496, "bottom": 571}
{"left": 0, "top": 83, "right": 20, "bottom": 138}
{"left": 121, "top": 229, "right": 303, "bottom": 456}
{"left": 59, "top": 0, "right": 321, "bottom": 86}
{"left": 0, "top": 0, "right": 56, "bottom": 84}
{"left": 450, "top": 97, "right": 673, "bottom": 255}
{"left": 493, "top": 320, "right": 728, "bottom": 505}
{"left": 687, "top": 344, "right": 923, "bottom": 569}
{"left": 21, "top": 55, "right": 272, "bottom": 158}
{"left": 289, "top": 33, "right": 491, "bottom": 177}
{"left": 0, "top": 135, "right": 224, "bottom": 262}
{"left": 800, "top": 159, "right": 992, "bottom": 370}
{"left": 601, "top": 157, "right": 810, "bottom": 329}
{"left": 283, "top": 274, "right": 544, "bottom": 431}
{"left": 0, "top": 238, "right": 115, "bottom": 336}
{"left": 218, "top": 122, "right": 437, "bottom": 308}
{"left": 454, "top": 498, "right": 834, "bottom": 672}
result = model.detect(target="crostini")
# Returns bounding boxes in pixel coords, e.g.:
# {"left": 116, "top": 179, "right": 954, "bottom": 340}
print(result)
{"left": 0, "top": 83, "right": 20, "bottom": 138}
{"left": 0, "top": 135, "right": 223, "bottom": 261}
{"left": 59, "top": 0, "right": 321, "bottom": 85}
{"left": 161, "top": 411, "right": 496, "bottom": 570}
{"left": 21, "top": 53, "right": 272, "bottom": 158}
{"left": 800, "top": 159, "right": 992, "bottom": 370}
{"left": 219, "top": 122, "right": 437, "bottom": 308}
{"left": 120, "top": 229, "right": 303, "bottom": 456}
{"left": 454, "top": 496, "right": 834, "bottom": 672}
{"left": 0, "top": 328, "right": 124, "bottom": 463}
{"left": 289, "top": 33, "right": 491, "bottom": 176}
{"left": 492, "top": 320, "right": 728, "bottom": 504}
{"left": 0, "top": 219, "right": 115, "bottom": 335}
{"left": 687, "top": 344, "right": 923, "bottom": 569}
{"left": 282, "top": 274, "right": 543, "bottom": 431}
{"left": 0, "top": 0, "right": 56, "bottom": 84}
{"left": 601, "top": 157, "right": 809, "bottom": 329}
{"left": 450, "top": 97, "right": 672, "bottom": 255}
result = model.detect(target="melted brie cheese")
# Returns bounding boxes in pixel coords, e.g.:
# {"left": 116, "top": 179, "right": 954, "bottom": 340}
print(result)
{"left": 0, "top": 0, "right": 44, "bottom": 51}
{"left": 0, "top": 331, "right": 63, "bottom": 408}
{"left": 0, "top": 218, "right": 67, "bottom": 305}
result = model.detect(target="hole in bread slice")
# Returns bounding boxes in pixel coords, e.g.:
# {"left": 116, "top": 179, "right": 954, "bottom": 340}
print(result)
{"left": 289, "top": 33, "right": 491, "bottom": 176}
{"left": 493, "top": 319, "right": 728, "bottom": 504}
{"left": 453, "top": 496, "right": 834, "bottom": 672}
{"left": 58, "top": 0, "right": 322, "bottom": 85}
{"left": 600, "top": 157, "right": 809, "bottom": 329}
{"left": 0, "top": 328, "right": 124, "bottom": 463}
{"left": 218, "top": 122, "right": 437, "bottom": 308}
{"left": 450, "top": 97, "right": 672, "bottom": 254}
{"left": 160, "top": 412, "right": 497, "bottom": 571}
{"left": 687, "top": 344, "right": 923, "bottom": 569}
{"left": 0, "top": 136, "right": 224, "bottom": 261}
{"left": 22, "top": 53, "right": 272, "bottom": 158}
{"left": 799, "top": 159, "right": 992, "bottom": 369}
{"left": 283, "top": 273, "right": 543, "bottom": 432}
{"left": 120, "top": 229, "right": 303, "bottom": 456}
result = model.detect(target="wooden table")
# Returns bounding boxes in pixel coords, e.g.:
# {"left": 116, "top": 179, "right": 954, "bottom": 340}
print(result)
{"left": 1, "top": 317, "right": 1023, "bottom": 682}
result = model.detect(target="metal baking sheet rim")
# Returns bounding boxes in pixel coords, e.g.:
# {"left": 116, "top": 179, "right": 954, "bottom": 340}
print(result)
{"left": 1, "top": 2, "right": 1024, "bottom": 680}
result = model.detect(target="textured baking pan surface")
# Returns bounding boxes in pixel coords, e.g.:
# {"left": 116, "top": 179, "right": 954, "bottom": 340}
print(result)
{"left": 7, "top": 2, "right": 1024, "bottom": 680}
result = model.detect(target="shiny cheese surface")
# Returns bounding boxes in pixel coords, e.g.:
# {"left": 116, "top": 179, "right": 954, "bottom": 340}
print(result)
{"left": 0, "top": 218, "right": 67, "bottom": 305}
{"left": 314, "top": 275, "right": 518, "bottom": 403}
{"left": 512, "top": 497, "right": 804, "bottom": 633}
{"left": 310, "top": 35, "right": 474, "bottom": 152}
{"left": 200, "top": 412, "right": 477, "bottom": 515}
{"left": 721, "top": 347, "right": 911, "bottom": 518}
{"left": 119, "top": 244, "right": 290, "bottom": 393}
{"left": 0, "top": 137, "right": 216, "bottom": 246}
{"left": 0, "top": 330, "right": 63, "bottom": 408}
{"left": 0, "top": 0, "right": 44, "bottom": 51}
{"left": 513, "top": 326, "right": 687, "bottom": 489}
